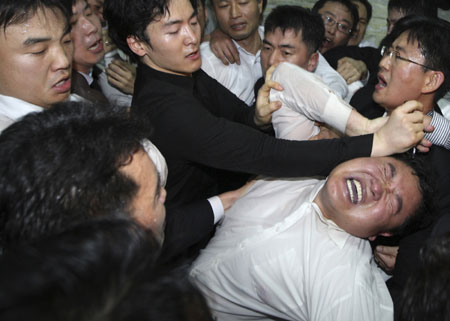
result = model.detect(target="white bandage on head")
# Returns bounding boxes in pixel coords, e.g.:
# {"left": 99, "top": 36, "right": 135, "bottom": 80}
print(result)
{"left": 142, "top": 139, "right": 168, "bottom": 187}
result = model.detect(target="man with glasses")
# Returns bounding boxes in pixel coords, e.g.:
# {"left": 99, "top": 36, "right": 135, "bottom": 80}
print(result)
{"left": 311, "top": 0, "right": 358, "bottom": 54}
{"left": 369, "top": 16, "right": 450, "bottom": 316}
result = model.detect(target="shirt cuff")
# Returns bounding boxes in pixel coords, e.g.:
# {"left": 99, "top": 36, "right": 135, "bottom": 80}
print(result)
{"left": 324, "top": 94, "right": 353, "bottom": 134}
{"left": 425, "top": 110, "right": 450, "bottom": 149}
{"left": 208, "top": 196, "right": 225, "bottom": 224}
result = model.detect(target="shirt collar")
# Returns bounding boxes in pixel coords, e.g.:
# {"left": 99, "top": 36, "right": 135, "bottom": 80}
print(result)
{"left": 232, "top": 25, "right": 264, "bottom": 57}
{"left": 311, "top": 180, "right": 351, "bottom": 249}
{"left": 0, "top": 94, "right": 43, "bottom": 122}
{"left": 78, "top": 69, "right": 94, "bottom": 86}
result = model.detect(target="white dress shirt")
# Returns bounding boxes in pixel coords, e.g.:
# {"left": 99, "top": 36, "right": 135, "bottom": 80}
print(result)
{"left": 190, "top": 61, "right": 393, "bottom": 321}
{"left": 0, "top": 94, "right": 85, "bottom": 134}
{"left": 201, "top": 28, "right": 349, "bottom": 105}
{"left": 269, "top": 62, "right": 352, "bottom": 140}
{"left": 0, "top": 94, "right": 43, "bottom": 133}
{"left": 201, "top": 27, "right": 264, "bottom": 106}
{"left": 315, "top": 52, "right": 349, "bottom": 99}
{"left": 191, "top": 177, "right": 393, "bottom": 321}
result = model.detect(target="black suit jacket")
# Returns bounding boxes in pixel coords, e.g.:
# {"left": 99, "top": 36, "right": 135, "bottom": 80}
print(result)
{"left": 323, "top": 45, "right": 386, "bottom": 119}
{"left": 71, "top": 70, "right": 109, "bottom": 105}
{"left": 132, "top": 63, "right": 373, "bottom": 206}
{"left": 323, "top": 45, "right": 381, "bottom": 77}
{"left": 388, "top": 144, "right": 450, "bottom": 319}
{"left": 131, "top": 63, "right": 374, "bottom": 263}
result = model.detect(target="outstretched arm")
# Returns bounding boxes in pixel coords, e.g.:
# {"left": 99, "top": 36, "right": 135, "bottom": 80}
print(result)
{"left": 267, "top": 63, "right": 426, "bottom": 155}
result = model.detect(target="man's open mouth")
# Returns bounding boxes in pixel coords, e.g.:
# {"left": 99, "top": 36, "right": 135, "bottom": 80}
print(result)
{"left": 347, "top": 178, "right": 362, "bottom": 204}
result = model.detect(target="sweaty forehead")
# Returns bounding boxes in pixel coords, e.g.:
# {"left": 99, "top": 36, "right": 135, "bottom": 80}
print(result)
{"left": 3, "top": 8, "right": 67, "bottom": 39}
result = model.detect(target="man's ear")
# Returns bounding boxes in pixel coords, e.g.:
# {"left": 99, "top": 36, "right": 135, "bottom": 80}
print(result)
{"left": 256, "top": 0, "right": 263, "bottom": 15}
{"left": 307, "top": 52, "right": 319, "bottom": 72}
{"left": 422, "top": 70, "right": 444, "bottom": 94}
{"left": 127, "top": 36, "right": 148, "bottom": 57}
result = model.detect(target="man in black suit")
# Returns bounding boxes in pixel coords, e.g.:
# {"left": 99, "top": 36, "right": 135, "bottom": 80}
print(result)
{"left": 103, "top": 0, "right": 428, "bottom": 230}
{"left": 366, "top": 16, "right": 450, "bottom": 319}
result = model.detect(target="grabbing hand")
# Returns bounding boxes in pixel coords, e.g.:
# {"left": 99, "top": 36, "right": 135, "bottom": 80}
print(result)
{"left": 209, "top": 28, "right": 240, "bottom": 65}
{"left": 254, "top": 64, "right": 283, "bottom": 127}
{"left": 372, "top": 100, "right": 425, "bottom": 156}
{"left": 309, "top": 123, "right": 341, "bottom": 140}
{"left": 374, "top": 245, "right": 398, "bottom": 274}
{"left": 218, "top": 180, "right": 256, "bottom": 211}
{"left": 106, "top": 59, "right": 136, "bottom": 95}
{"left": 337, "top": 57, "right": 368, "bottom": 84}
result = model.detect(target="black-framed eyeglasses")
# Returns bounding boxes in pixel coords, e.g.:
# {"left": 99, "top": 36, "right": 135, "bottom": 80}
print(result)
{"left": 321, "top": 14, "right": 352, "bottom": 34}
{"left": 380, "top": 46, "right": 436, "bottom": 70}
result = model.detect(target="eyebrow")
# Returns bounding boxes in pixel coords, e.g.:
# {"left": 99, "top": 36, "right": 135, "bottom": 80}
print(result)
{"left": 279, "top": 44, "right": 296, "bottom": 49}
{"left": 262, "top": 39, "right": 273, "bottom": 46}
{"left": 163, "top": 11, "right": 197, "bottom": 27}
{"left": 394, "top": 194, "right": 403, "bottom": 216}
{"left": 394, "top": 44, "right": 407, "bottom": 55}
{"left": 388, "top": 162, "right": 403, "bottom": 215}
{"left": 23, "top": 37, "right": 51, "bottom": 46}
{"left": 388, "top": 162, "right": 397, "bottom": 178}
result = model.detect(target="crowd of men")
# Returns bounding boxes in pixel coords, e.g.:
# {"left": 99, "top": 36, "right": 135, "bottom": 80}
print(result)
{"left": 0, "top": 0, "right": 449, "bottom": 320}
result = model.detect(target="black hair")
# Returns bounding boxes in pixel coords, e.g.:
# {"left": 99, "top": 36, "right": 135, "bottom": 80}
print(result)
{"left": 0, "top": 0, "right": 71, "bottom": 32}
{"left": 264, "top": 5, "right": 325, "bottom": 55}
{"left": 312, "top": 0, "right": 359, "bottom": 34}
{"left": 103, "top": 0, "right": 171, "bottom": 62}
{"left": 352, "top": 0, "right": 372, "bottom": 22}
{"left": 398, "top": 232, "right": 450, "bottom": 321}
{"left": 0, "top": 101, "right": 153, "bottom": 248}
{"left": 382, "top": 15, "right": 450, "bottom": 101}
{"left": 0, "top": 217, "right": 161, "bottom": 321}
{"left": 387, "top": 152, "right": 437, "bottom": 237}
{"left": 388, "top": 0, "right": 437, "bottom": 19}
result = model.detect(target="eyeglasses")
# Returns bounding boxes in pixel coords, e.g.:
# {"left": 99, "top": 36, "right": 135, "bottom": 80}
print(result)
{"left": 321, "top": 15, "right": 352, "bottom": 34}
{"left": 380, "top": 46, "right": 436, "bottom": 70}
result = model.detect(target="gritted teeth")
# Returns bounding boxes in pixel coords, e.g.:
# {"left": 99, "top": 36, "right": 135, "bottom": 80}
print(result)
{"left": 347, "top": 178, "right": 362, "bottom": 204}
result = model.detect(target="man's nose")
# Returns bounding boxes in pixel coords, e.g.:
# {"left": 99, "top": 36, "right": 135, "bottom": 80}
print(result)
{"left": 230, "top": 2, "right": 242, "bottom": 18}
{"left": 269, "top": 50, "right": 281, "bottom": 66}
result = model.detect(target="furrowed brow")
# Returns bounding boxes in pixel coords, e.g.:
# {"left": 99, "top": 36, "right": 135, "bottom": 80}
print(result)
{"left": 23, "top": 37, "right": 50, "bottom": 46}
{"left": 279, "top": 44, "right": 296, "bottom": 49}
{"left": 394, "top": 194, "right": 403, "bottom": 216}
{"left": 163, "top": 19, "right": 182, "bottom": 27}
{"left": 262, "top": 39, "right": 273, "bottom": 46}
{"left": 388, "top": 162, "right": 396, "bottom": 178}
